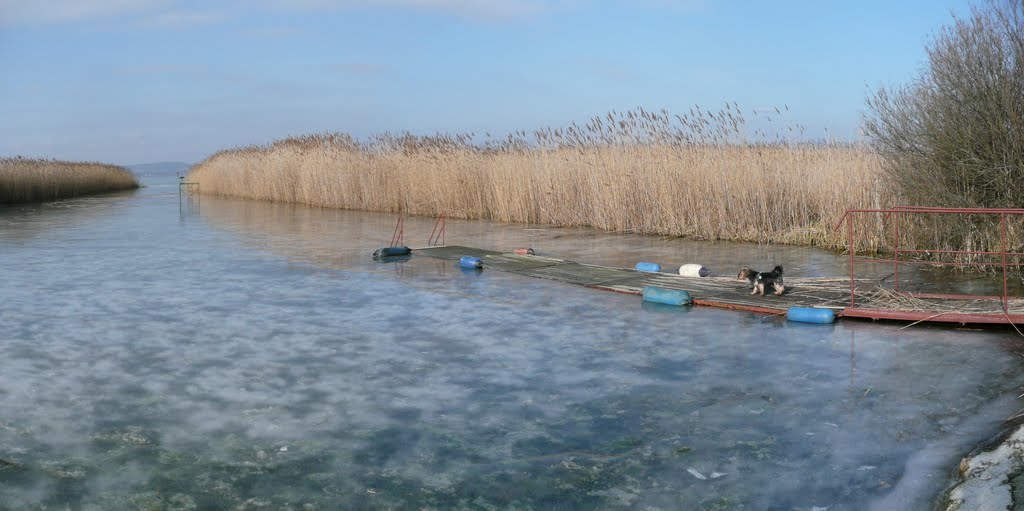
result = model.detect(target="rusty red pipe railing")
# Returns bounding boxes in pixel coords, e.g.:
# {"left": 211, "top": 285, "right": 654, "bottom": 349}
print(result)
{"left": 840, "top": 206, "right": 1023, "bottom": 312}
{"left": 390, "top": 215, "right": 404, "bottom": 247}
{"left": 848, "top": 214, "right": 855, "bottom": 306}
{"left": 893, "top": 210, "right": 900, "bottom": 292}
{"left": 428, "top": 213, "right": 446, "bottom": 247}
{"left": 850, "top": 258, "right": 1024, "bottom": 268}
{"left": 1003, "top": 213, "right": 1009, "bottom": 313}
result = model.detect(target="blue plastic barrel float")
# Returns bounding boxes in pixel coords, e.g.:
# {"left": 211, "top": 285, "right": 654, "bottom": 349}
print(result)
{"left": 634, "top": 262, "right": 662, "bottom": 273}
{"left": 372, "top": 246, "right": 412, "bottom": 259}
{"left": 786, "top": 307, "right": 836, "bottom": 324}
{"left": 641, "top": 301, "right": 692, "bottom": 313}
{"left": 459, "top": 256, "right": 483, "bottom": 269}
{"left": 642, "top": 286, "right": 692, "bottom": 306}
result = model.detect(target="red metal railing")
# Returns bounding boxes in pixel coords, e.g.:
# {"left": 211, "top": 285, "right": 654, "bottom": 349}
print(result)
{"left": 389, "top": 215, "right": 404, "bottom": 247}
{"left": 428, "top": 213, "right": 446, "bottom": 247}
{"left": 836, "top": 206, "right": 1024, "bottom": 313}
{"left": 389, "top": 213, "right": 447, "bottom": 248}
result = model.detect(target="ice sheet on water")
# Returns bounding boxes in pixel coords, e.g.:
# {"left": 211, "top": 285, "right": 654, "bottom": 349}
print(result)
{"left": 0, "top": 185, "right": 1023, "bottom": 510}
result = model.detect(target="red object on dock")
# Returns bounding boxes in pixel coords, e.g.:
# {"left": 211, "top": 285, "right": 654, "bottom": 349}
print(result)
{"left": 837, "top": 206, "right": 1024, "bottom": 325}
{"left": 841, "top": 308, "right": 1024, "bottom": 325}
{"left": 514, "top": 248, "right": 536, "bottom": 255}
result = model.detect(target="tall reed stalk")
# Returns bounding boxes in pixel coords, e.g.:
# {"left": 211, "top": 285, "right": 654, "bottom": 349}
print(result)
{"left": 189, "top": 107, "right": 889, "bottom": 249}
{"left": 1, "top": 158, "right": 139, "bottom": 203}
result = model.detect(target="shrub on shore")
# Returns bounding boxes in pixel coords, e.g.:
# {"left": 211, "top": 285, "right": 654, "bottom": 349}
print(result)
{"left": 865, "top": 0, "right": 1024, "bottom": 258}
{"left": 189, "top": 107, "right": 888, "bottom": 250}
{"left": 0, "top": 157, "right": 139, "bottom": 203}
{"left": 866, "top": 0, "right": 1024, "bottom": 210}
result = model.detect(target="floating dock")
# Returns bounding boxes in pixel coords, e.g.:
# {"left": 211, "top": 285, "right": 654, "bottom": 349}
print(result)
{"left": 412, "top": 245, "right": 1024, "bottom": 325}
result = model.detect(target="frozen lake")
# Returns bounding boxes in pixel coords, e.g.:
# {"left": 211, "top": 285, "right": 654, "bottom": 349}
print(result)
{"left": 1, "top": 177, "right": 1023, "bottom": 510}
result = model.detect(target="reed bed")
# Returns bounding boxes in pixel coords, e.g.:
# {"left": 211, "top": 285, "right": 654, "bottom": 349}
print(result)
{"left": 0, "top": 158, "right": 139, "bottom": 203}
{"left": 189, "top": 107, "right": 889, "bottom": 249}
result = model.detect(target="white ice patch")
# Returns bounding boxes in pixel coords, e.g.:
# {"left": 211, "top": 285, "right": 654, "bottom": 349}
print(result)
{"left": 686, "top": 468, "right": 707, "bottom": 480}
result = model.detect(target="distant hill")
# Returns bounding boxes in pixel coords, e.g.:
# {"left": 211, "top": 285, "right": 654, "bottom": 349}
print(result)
{"left": 127, "top": 161, "right": 191, "bottom": 177}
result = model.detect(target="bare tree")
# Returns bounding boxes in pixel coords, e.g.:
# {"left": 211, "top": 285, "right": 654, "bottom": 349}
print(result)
{"left": 865, "top": 0, "right": 1024, "bottom": 208}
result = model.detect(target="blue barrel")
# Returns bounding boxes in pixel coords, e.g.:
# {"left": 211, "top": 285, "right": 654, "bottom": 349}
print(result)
{"left": 641, "top": 301, "right": 692, "bottom": 313}
{"left": 642, "top": 286, "right": 692, "bottom": 306}
{"left": 373, "top": 246, "right": 411, "bottom": 259}
{"left": 787, "top": 307, "right": 836, "bottom": 324}
{"left": 635, "top": 262, "right": 662, "bottom": 273}
{"left": 459, "top": 256, "right": 483, "bottom": 269}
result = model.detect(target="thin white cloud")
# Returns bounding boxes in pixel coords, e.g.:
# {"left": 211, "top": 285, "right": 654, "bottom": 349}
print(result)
{"left": 134, "top": 10, "right": 227, "bottom": 29}
{"left": 257, "top": 0, "right": 706, "bottom": 24}
{"left": 0, "top": 0, "right": 170, "bottom": 25}
{"left": 263, "top": 0, "right": 548, "bottom": 22}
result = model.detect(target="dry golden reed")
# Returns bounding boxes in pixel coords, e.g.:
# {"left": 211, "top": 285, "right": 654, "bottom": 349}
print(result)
{"left": 1, "top": 157, "right": 139, "bottom": 203}
{"left": 189, "top": 107, "right": 890, "bottom": 249}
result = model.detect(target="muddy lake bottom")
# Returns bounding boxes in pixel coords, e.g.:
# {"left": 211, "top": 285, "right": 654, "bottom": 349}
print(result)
{"left": 1, "top": 177, "right": 1023, "bottom": 510}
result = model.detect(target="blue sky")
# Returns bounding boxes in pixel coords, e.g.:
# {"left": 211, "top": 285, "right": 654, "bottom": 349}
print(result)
{"left": 0, "top": 0, "right": 971, "bottom": 165}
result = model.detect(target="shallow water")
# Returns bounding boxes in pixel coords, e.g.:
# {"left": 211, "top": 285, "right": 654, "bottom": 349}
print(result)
{"left": 1, "top": 177, "right": 1023, "bottom": 510}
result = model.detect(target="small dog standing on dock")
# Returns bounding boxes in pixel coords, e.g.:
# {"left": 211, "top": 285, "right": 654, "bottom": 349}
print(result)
{"left": 737, "top": 265, "right": 785, "bottom": 296}
{"left": 736, "top": 267, "right": 762, "bottom": 290}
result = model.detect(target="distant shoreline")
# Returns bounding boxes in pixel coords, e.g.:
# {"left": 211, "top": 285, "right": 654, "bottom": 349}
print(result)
{"left": 126, "top": 161, "right": 191, "bottom": 178}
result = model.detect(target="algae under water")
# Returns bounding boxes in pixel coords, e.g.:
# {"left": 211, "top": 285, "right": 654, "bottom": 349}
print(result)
{"left": 0, "top": 177, "right": 1023, "bottom": 510}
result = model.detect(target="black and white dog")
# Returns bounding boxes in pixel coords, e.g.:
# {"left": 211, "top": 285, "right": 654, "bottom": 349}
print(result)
{"left": 737, "top": 265, "right": 785, "bottom": 296}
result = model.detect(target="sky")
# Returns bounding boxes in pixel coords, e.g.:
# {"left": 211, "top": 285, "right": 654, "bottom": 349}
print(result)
{"left": 0, "top": 0, "right": 973, "bottom": 165}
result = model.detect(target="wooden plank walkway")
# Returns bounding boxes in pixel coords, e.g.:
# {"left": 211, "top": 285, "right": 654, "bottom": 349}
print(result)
{"left": 411, "top": 245, "right": 1024, "bottom": 325}
{"left": 413, "top": 245, "right": 860, "bottom": 316}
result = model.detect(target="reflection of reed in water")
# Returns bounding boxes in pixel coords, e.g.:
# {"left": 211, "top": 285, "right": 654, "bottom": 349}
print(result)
{"left": 198, "top": 196, "right": 390, "bottom": 269}
{"left": 199, "top": 195, "right": 481, "bottom": 275}
{"left": 876, "top": 263, "right": 1024, "bottom": 298}
{"left": 198, "top": 194, "right": 877, "bottom": 282}
{"left": 0, "top": 191, "right": 136, "bottom": 243}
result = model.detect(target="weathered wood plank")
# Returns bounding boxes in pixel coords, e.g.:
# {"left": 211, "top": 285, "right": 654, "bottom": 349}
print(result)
{"left": 412, "top": 245, "right": 1024, "bottom": 323}
{"left": 414, "top": 245, "right": 858, "bottom": 314}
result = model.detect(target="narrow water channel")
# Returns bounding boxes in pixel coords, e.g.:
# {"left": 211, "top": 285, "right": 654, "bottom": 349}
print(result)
{"left": 1, "top": 177, "right": 1021, "bottom": 510}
